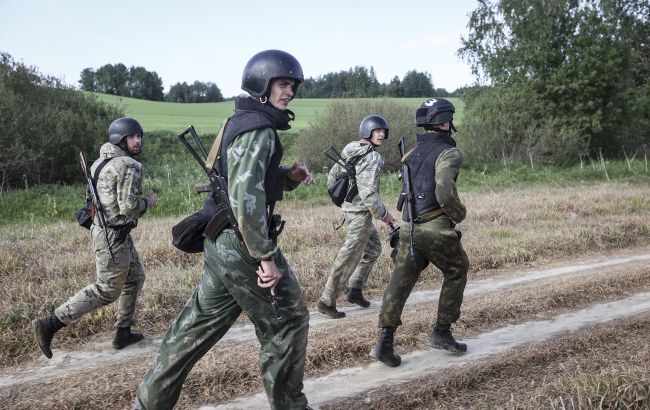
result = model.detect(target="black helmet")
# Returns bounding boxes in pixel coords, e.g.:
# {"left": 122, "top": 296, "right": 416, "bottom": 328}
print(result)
{"left": 359, "top": 115, "right": 389, "bottom": 140}
{"left": 108, "top": 117, "right": 143, "bottom": 145}
{"left": 241, "top": 49, "right": 304, "bottom": 97}
{"left": 415, "top": 98, "right": 455, "bottom": 128}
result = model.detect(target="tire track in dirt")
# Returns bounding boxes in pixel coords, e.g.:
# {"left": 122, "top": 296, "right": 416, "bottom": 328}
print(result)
{"left": 202, "top": 291, "right": 650, "bottom": 410}
{"left": 1, "top": 251, "right": 649, "bottom": 389}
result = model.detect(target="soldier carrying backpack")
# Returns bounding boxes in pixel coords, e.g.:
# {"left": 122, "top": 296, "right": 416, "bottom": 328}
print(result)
{"left": 318, "top": 115, "right": 396, "bottom": 319}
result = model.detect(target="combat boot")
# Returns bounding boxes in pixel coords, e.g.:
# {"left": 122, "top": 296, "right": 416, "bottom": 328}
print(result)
{"left": 429, "top": 323, "right": 467, "bottom": 353}
{"left": 317, "top": 301, "right": 345, "bottom": 319}
{"left": 346, "top": 288, "right": 370, "bottom": 308}
{"left": 112, "top": 327, "right": 144, "bottom": 349}
{"left": 31, "top": 313, "right": 65, "bottom": 359}
{"left": 371, "top": 327, "right": 401, "bottom": 367}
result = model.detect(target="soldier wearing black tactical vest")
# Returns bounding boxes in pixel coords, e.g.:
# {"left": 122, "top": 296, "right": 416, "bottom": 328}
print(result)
{"left": 372, "top": 98, "right": 470, "bottom": 367}
{"left": 134, "top": 50, "right": 314, "bottom": 410}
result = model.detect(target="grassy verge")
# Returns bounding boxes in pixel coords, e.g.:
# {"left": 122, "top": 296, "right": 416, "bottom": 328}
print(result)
{"left": 1, "top": 157, "right": 648, "bottom": 225}
{"left": 1, "top": 183, "right": 649, "bottom": 367}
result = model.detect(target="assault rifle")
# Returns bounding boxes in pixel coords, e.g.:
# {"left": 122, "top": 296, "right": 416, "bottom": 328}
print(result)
{"left": 79, "top": 151, "right": 116, "bottom": 263}
{"left": 178, "top": 125, "right": 282, "bottom": 320}
{"left": 178, "top": 125, "right": 239, "bottom": 239}
{"left": 397, "top": 137, "right": 416, "bottom": 260}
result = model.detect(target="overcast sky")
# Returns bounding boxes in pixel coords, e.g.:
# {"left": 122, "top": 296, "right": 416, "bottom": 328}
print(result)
{"left": 0, "top": 0, "right": 481, "bottom": 98}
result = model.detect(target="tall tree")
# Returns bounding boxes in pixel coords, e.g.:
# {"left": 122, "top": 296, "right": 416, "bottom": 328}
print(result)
{"left": 94, "top": 63, "right": 129, "bottom": 96}
{"left": 459, "top": 0, "right": 650, "bottom": 156}
{"left": 79, "top": 67, "right": 96, "bottom": 91}
{"left": 128, "top": 66, "right": 164, "bottom": 101}
{"left": 165, "top": 81, "right": 224, "bottom": 103}
{"left": 401, "top": 70, "right": 435, "bottom": 97}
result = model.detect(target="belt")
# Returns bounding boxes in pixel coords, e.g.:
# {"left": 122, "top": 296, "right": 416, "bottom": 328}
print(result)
{"left": 413, "top": 208, "right": 445, "bottom": 223}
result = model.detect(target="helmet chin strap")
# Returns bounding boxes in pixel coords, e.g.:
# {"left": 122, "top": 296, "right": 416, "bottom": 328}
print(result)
{"left": 258, "top": 96, "right": 268, "bottom": 104}
{"left": 431, "top": 121, "right": 456, "bottom": 135}
{"left": 361, "top": 137, "right": 378, "bottom": 147}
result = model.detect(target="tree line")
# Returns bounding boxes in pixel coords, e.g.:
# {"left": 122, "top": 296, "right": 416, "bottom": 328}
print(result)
{"left": 296, "top": 66, "right": 457, "bottom": 98}
{"left": 79, "top": 64, "right": 461, "bottom": 102}
{"left": 79, "top": 64, "right": 225, "bottom": 103}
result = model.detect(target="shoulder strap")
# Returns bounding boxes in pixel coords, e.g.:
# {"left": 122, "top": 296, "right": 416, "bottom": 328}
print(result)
{"left": 206, "top": 117, "right": 230, "bottom": 170}
{"left": 401, "top": 148, "right": 415, "bottom": 163}
{"left": 92, "top": 158, "right": 112, "bottom": 184}
{"left": 350, "top": 146, "right": 374, "bottom": 166}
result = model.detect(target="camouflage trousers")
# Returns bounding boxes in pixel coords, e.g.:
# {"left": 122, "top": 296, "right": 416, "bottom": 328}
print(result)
{"left": 55, "top": 224, "right": 145, "bottom": 328}
{"left": 378, "top": 217, "right": 469, "bottom": 328}
{"left": 134, "top": 231, "right": 310, "bottom": 410}
{"left": 319, "top": 210, "right": 382, "bottom": 307}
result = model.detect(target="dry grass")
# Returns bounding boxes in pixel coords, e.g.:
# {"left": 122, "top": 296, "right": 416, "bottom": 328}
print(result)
{"left": 2, "top": 261, "right": 649, "bottom": 409}
{"left": 1, "top": 183, "right": 649, "bottom": 367}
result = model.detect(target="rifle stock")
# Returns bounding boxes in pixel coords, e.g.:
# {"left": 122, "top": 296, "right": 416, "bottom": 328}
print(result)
{"left": 397, "top": 137, "right": 416, "bottom": 260}
{"left": 79, "top": 151, "right": 116, "bottom": 263}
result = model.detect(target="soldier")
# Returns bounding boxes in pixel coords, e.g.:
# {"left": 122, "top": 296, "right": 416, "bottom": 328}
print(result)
{"left": 372, "top": 98, "right": 470, "bottom": 367}
{"left": 133, "top": 50, "right": 314, "bottom": 410}
{"left": 32, "top": 117, "right": 158, "bottom": 358}
{"left": 318, "top": 115, "right": 396, "bottom": 319}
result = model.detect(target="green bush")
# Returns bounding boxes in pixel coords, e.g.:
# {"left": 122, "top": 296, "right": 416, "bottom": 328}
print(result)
{"left": 293, "top": 98, "right": 417, "bottom": 173}
{"left": 459, "top": 85, "right": 588, "bottom": 166}
{"left": 0, "top": 52, "right": 123, "bottom": 189}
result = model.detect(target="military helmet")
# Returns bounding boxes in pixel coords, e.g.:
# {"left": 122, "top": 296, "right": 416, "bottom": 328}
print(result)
{"left": 108, "top": 117, "right": 143, "bottom": 145}
{"left": 359, "top": 115, "right": 389, "bottom": 140}
{"left": 241, "top": 49, "right": 304, "bottom": 97}
{"left": 415, "top": 98, "right": 455, "bottom": 127}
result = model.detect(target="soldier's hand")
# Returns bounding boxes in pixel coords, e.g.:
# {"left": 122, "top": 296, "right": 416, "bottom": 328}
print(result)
{"left": 288, "top": 162, "right": 315, "bottom": 185}
{"left": 382, "top": 212, "right": 396, "bottom": 226}
{"left": 146, "top": 191, "right": 158, "bottom": 209}
{"left": 257, "top": 260, "right": 282, "bottom": 290}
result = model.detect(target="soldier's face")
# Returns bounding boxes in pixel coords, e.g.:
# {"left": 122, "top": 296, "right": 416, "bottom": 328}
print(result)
{"left": 268, "top": 78, "right": 295, "bottom": 110}
{"left": 436, "top": 122, "right": 450, "bottom": 131}
{"left": 125, "top": 133, "right": 142, "bottom": 155}
{"left": 369, "top": 129, "right": 387, "bottom": 146}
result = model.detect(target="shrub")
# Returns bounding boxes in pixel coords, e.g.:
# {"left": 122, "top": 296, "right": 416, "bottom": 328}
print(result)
{"left": 459, "top": 85, "right": 588, "bottom": 166}
{"left": 0, "top": 52, "right": 123, "bottom": 189}
{"left": 294, "top": 98, "right": 416, "bottom": 173}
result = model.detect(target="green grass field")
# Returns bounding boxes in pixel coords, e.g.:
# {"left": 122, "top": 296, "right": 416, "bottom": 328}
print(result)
{"left": 91, "top": 93, "right": 460, "bottom": 134}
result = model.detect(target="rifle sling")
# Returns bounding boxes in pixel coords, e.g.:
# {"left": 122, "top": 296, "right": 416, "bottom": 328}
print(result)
{"left": 401, "top": 148, "right": 415, "bottom": 163}
{"left": 89, "top": 157, "right": 112, "bottom": 227}
{"left": 413, "top": 208, "right": 444, "bottom": 223}
{"left": 205, "top": 118, "right": 230, "bottom": 170}
{"left": 92, "top": 158, "right": 111, "bottom": 186}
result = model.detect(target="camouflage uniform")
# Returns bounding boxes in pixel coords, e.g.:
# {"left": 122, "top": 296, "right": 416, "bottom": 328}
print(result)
{"left": 135, "top": 124, "right": 310, "bottom": 409}
{"left": 320, "top": 142, "right": 388, "bottom": 308}
{"left": 55, "top": 142, "right": 148, "bottom": 328}
{"left": 379, "top": 143, "right": 469, "bottom": 329}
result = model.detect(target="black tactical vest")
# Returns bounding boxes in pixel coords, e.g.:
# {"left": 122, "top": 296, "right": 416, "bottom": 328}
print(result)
{"left": 214, "top": 98, "right": 291, "bottom": 205}
{"left": 401, "top": 132, "right": 457, "bottom": 222}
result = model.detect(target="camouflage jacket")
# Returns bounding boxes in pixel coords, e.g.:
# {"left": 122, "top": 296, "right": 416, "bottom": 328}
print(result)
{"left": 92, "top": 142, "right": 148, "bottom": 227}
{"left": 227, "top": 128, "right": 300, "bottom": 260}
{"left": 435, "top": 147, "right": 466, "bottom": 224}
{"left": 327, "top": 141, "right": 388, "bottom": 220}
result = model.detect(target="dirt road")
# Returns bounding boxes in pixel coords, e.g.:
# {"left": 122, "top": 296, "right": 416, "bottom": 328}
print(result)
{"left": 2, "top": 249, "right": 650, "bottom": 409}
